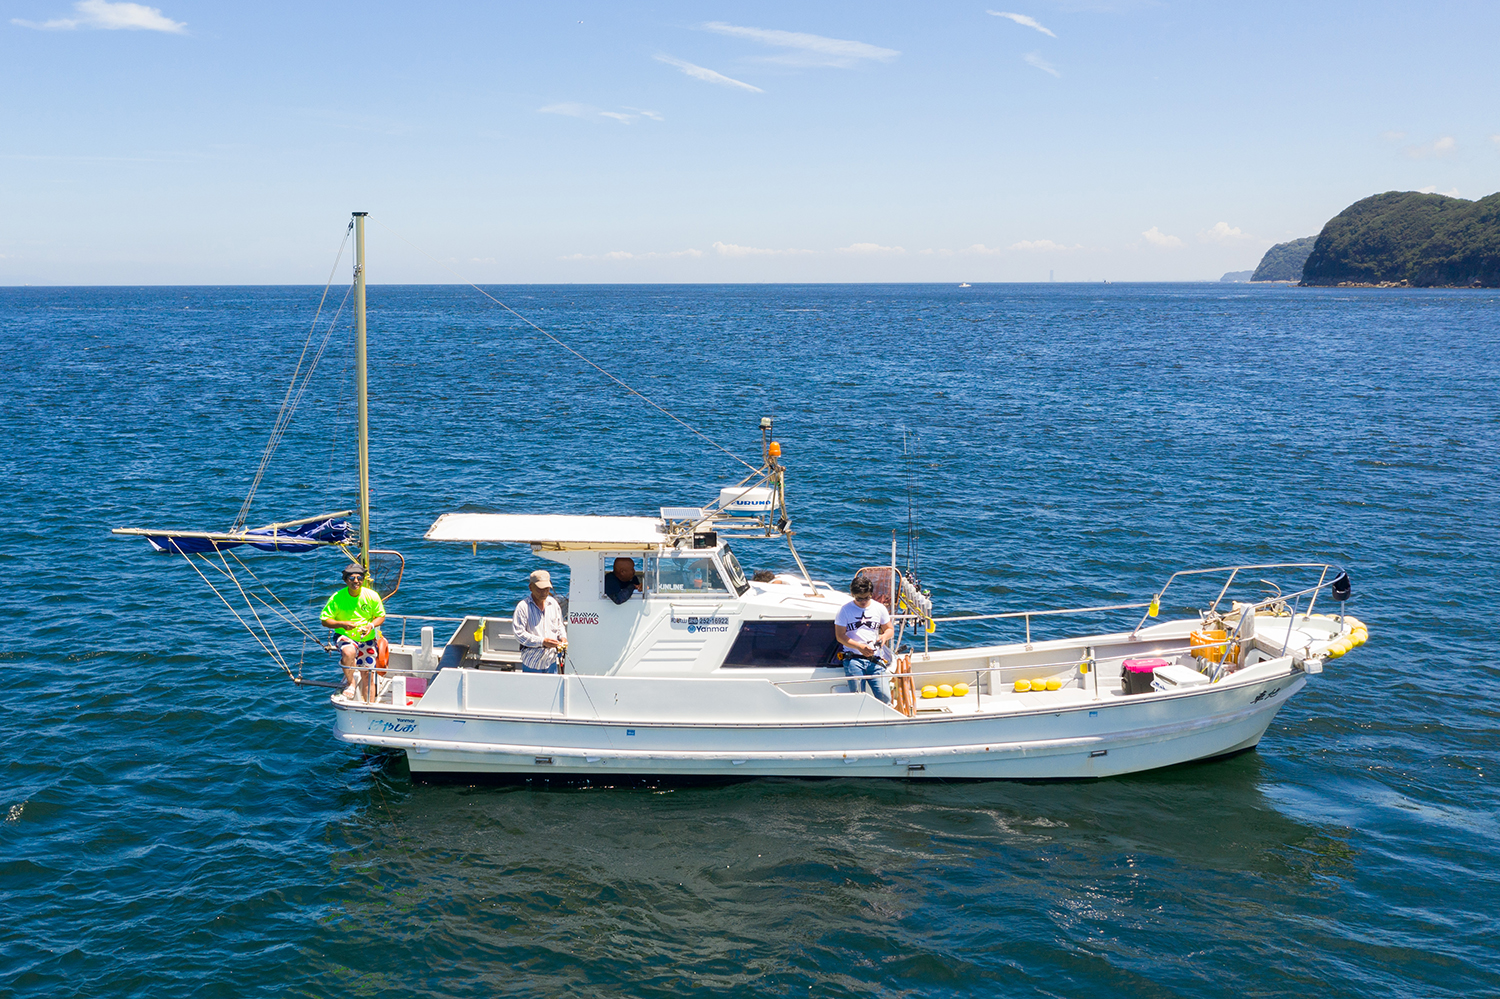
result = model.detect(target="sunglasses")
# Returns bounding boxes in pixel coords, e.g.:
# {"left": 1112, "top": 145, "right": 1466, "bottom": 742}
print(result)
{"left": 343, "top": 574, "right": 365, "bottom": 581}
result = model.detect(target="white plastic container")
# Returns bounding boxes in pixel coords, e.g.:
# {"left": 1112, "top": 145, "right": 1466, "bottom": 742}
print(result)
{"left": 1151, "top": 663, "right": 1212, "bottom": 691}
{"left": 718, "top": 486, "right": 777, "bottom": 514}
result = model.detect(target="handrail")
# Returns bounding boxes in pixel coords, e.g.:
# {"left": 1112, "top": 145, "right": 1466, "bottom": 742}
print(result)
{"left": 932, "top": 601, "right": 1152, "bottom": 649}
{"left": 932, "top": 601, "right": 1150, "bottom": 623}
{"left": 766, "top": 642, "right": 1216, "bottom": 691}
{"left": 1131, "top": 563, "right": 1338, "bottom": 636}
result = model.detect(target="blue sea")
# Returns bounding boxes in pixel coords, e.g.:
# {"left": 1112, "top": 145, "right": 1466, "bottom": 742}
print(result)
{"left": 2, "top": 282, "right": 1497, "bottom": 997}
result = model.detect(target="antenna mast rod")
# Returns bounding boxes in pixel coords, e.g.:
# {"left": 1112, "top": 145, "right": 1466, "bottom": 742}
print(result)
{"left": 352, "top": 211, "right": 370, "bottom": 569}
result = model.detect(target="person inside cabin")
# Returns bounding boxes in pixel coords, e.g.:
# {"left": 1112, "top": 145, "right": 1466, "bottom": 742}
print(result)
{"left": 835, "top": 574, "right": 894, "bottom": 704}
{"left": 321, "top": 564, "right": 386, "bottom": 701}
{"left": 513, "top": 569, "right": 566, "bottom": 673}
{"left": 605, "top": 556, "right": 646, "bottom": 604}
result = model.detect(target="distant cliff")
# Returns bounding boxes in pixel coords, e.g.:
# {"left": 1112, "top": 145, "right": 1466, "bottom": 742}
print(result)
{"left": 1251, "top": 237, "right": 1316, "bottom": 282}
{"left": 1301, "top": 191, "right": 1500, "bottom": 287}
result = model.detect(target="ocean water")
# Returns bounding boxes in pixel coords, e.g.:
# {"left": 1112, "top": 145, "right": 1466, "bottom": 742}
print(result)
{"left": 2, "top": 282, "right": 1497, "bottom": 997}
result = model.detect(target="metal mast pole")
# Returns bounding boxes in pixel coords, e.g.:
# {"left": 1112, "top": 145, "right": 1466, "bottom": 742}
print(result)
{"left": 352, "top": 211, "right": 370, "bottom": 569}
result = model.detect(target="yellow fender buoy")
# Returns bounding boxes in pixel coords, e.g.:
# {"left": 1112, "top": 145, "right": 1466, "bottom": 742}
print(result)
{"left": 953, "top": 682, "right": 970, "bottom": 697}
{"left": 921, "top": 685, "right": 939, "bottom": 698}
{"left": 1045, "top": 678, "right": 1062, "bottom": 691}
{"left": 1014, "top": 679, "right": 1031, "bottom": 692}
{"left": 937, "top": 684, "right": 953, "bottom": 698}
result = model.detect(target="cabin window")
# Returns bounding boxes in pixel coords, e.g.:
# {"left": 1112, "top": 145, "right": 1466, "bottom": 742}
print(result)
{"left": 649, "top": 555, "right": 730, "bottom": 595}
{"left": 598, "top": 553, "right": 647, "bottom": 601}
{"left": 719, "top": 546, "right": 750, "bottom": 595}
{"left": 722, "top": 620, "right": 838, "bottom": 668}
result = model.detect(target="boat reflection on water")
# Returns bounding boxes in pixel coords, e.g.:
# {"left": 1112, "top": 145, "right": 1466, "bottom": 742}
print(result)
{"left": 347, "top": 744, "right": 1352, "bottom": 880}
{"left": 311, "top": 750, "right": 1353, "bottom": 990}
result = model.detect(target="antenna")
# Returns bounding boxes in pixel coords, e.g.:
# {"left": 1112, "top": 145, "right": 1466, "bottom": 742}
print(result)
{"left": 902, "top": 428, "right": 919, "bottom": 575}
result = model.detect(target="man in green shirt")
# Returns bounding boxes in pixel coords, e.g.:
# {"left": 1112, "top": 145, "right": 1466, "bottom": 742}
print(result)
{"left": 321, "top": 563, "right": 386, "bottom": 700}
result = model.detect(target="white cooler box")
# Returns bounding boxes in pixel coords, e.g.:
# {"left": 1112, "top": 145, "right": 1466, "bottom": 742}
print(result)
{"left": 1152, "top": 663, "right": 1212, "bottom": 692}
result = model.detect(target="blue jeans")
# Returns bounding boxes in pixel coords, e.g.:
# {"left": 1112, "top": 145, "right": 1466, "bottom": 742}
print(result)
{"left": 844, "top": 656, "right": 890, "bottom": 703}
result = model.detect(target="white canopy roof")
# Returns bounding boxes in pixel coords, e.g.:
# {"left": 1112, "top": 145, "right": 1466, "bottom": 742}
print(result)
{"left": 425, "top": 513, "right": 667, "bottom": 548}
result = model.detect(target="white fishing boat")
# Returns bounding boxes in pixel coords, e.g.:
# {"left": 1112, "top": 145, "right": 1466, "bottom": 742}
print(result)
{"left": 116, "top": 213, "right": 1371, "bottom": 780}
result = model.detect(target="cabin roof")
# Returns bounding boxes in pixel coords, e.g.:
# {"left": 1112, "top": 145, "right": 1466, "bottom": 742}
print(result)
{"left": 425, "top": 513, "right": 667, "bottom": 548}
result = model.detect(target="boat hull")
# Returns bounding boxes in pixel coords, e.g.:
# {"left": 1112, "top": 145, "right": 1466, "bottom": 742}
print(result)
{"left": 332, "top": 666, "right": 1307, "bottom": 780}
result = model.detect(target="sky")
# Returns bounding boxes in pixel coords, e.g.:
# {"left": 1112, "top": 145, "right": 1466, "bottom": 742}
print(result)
{"left": 2, "top": 0, "right": 1498, "bottom": 284}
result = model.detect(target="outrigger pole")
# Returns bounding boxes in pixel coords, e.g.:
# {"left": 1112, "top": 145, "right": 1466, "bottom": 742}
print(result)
{"left": 352, "top": 211, "right": 371, "bottom": 570}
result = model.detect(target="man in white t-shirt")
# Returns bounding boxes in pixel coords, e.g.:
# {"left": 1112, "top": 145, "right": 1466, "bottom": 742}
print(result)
{"left": 834, "top": 574, "right": 894, "bottom": 703}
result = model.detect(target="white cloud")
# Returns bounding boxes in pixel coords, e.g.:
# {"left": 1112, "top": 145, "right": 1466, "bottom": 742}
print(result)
{"left": 700, "top": 22, "right": 898, "bottom": 68}
{"left": 12, "top": 0, "right": 185, "bottom": 32}
{"left": 1405, "top": 136, "right": 1456, "bottom": 158}
{"left": 538, "top": 103, "right": 592, "bottom": 118}
{"left": 1199, "top": 222, "right": 1254, "bottom": 243}
{"left": 539, "top": 103, "right": 662, "bottom": 125}
{"left": 836, "top": 242, "right": 905, "bottom": 254}
{"left": 655, "top": 55, "right": 763, "bottom": 92}
{"left": 1417, "top": 185, "right": 1461, "bottom": 197}
{"left": 1142, "top": 226, "right": 1184, "bottom": 248}
{"left": 560, "top": 248, "right": 704, "bottom": 261}
{"left": 987, "top": 11, "right": 1057, "bottom": 37}
{"left": 712, "top": 241, "right": 813, "bottom": 257}
{"left": 1010, "top": 239, "right": 1080, "bottom": 251}
{"left": 1023, "top": 52, "right": 1060, "bottom": 77}
{"left": 965, "top": 244, "right": 1005, "bottom": 255}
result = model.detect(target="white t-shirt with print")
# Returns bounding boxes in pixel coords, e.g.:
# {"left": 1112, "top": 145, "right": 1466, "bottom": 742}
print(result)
{"left": 835, "top": 598, "right": 891, "bottom": 654}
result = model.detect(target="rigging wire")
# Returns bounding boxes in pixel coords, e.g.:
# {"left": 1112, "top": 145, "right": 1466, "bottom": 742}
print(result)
{"left": 903, "top": 428, "right": 920, "bottom": 575}
{"left": 371, "top": 217, "right": 760, "bottom": 474}
{"left": 176, "top": 549, "right": 295, "bottom": 678}
{"left": 234, "top": 222, "right": 355, "bottom": 530}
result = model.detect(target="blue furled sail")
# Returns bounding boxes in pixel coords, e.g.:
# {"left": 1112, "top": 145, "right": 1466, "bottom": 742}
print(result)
{"left": 112, "top": 512, "right": 355, "bottom": 554}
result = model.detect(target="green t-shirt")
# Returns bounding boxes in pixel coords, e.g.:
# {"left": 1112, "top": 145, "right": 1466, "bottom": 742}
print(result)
{"left": 321, "top": 586, "right": 386, "bottom": 641}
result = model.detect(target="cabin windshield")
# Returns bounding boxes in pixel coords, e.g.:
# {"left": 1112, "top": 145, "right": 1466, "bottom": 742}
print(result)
{"left": 650, "top": 555, "right": 730, "bottom": 595}
{"left": 719, "top": 546, "right": 750, "bottom": 595}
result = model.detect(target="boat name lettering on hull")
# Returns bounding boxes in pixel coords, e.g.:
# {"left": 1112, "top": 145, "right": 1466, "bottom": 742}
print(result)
{"left": 569, "top": 612, "right": 599, "bottom": 626}
{"left": 1251, "top": 686, "right": 1282, "bottom": 704}
{"left": 368, "top": 716, "right": 418, "bottom": 735}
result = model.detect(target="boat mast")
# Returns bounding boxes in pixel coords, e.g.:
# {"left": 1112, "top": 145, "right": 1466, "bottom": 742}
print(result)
{"left": 352, "top": 211, "right": 370, "bottom": 569}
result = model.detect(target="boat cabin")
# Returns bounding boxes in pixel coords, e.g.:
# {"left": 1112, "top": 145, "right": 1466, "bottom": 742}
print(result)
{"left": 422, "top": 512, "right": 848, "bottom": 679}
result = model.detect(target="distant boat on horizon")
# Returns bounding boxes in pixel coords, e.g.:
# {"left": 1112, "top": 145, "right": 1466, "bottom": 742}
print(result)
{"left": 958, "top": 282, "right": 971, "bottom": 288}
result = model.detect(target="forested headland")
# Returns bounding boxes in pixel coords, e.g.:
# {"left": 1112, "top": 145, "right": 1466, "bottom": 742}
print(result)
{"left": 1299, "top": 191, "right": 1499, "bottom": 287}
